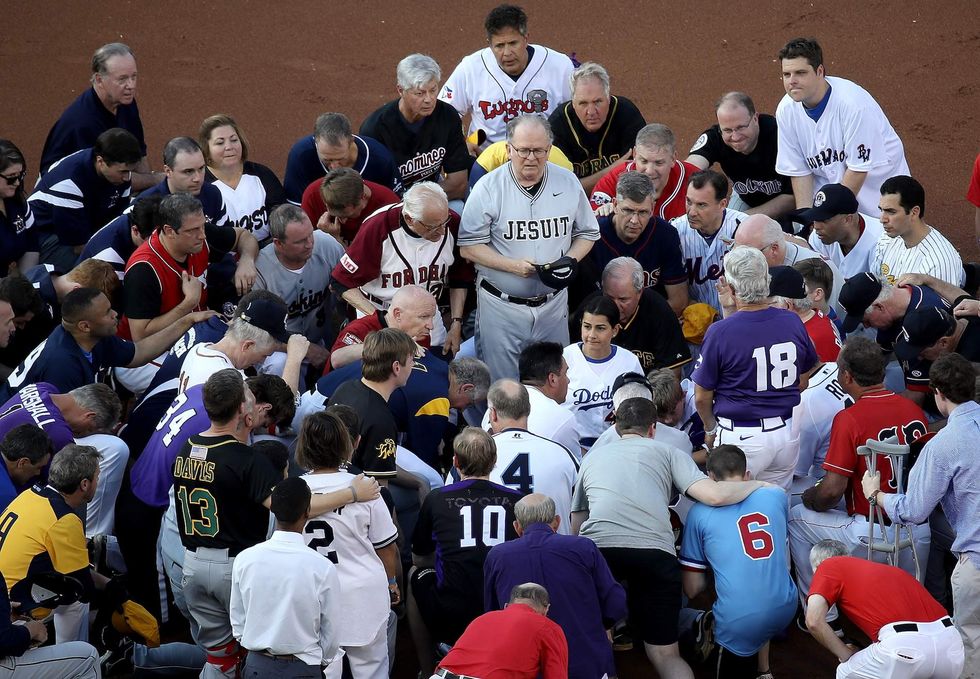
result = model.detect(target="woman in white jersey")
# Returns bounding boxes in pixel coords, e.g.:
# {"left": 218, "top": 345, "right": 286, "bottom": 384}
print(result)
{"left": 298, "top": 408, "right": 399, "bottom": 679}
{"left": 563, "top": 295, "right": 642, "bottom": 449}
{"left": 199, "top": 114, "right": 285, "bottom": 244}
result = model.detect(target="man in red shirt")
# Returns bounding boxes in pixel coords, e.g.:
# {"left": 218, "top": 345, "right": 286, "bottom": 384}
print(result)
{"left": 326, "top": 285, "right": 436, "bottom": 373}
{"left": 433, "top": 582, "right": 568, "bottom": 679}
{"left": 769, "top": 265, "right": 841, "bottom": 361}
{"left": 806, "top": 540, "right": 963, "bottom": 678}
{"left": 789, "top": 336, "right": 930, "bottom": 622}
{"left": 300, "top": 167, "right": 399, "bottom": 245}
{"left": 589, "top": 123, "right": 698, "bottom": 221}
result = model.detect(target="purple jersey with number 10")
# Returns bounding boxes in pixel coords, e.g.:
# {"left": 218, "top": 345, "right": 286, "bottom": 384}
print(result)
{"left": 692, "top": 307, "right": 817, "bottom": 419}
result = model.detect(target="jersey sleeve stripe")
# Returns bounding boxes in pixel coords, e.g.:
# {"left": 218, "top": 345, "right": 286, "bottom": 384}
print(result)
{"left": 679, "top": 557, "right": 707, "bottom": 571}
{"left": 29, "top": 191, "right": 85, "bottom": 210}
{"left": 372, "top": 532, "right": 399, "bottom": 550}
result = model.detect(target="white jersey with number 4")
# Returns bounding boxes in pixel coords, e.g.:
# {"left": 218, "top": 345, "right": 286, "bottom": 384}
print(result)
{"left": 671, "top": 208, "right": 747, "bottom": 315}
{"left": 775, "top": 76, "right": 909, "bottom": 217}
{"left": 439, "top": 44, "right": 573, "bottom": 145}
{"left": 490, "top": 428, "right": 578, "bottom": 535}
{"left": 302, "top": 471, "right": 398, "bottom": 647}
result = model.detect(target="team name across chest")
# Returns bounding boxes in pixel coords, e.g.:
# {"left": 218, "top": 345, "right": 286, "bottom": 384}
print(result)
{"left": 806, "top": 146, "right": 857, "bottom": 171}
{"left": 572, "top": 383, "right": 613, "bottom": 408}
{"left": 503, "top": 216, "right": 570, "bottom": 241}
{"left": 479, "top": 91, "right": 551, "bottom": 122}
{"left": 685, "top": 254, "right": 726, "bottom": 285}
{"left": 401, "top": 148, "right": 446, "bottom": 183}
{"left": 380, "top": 263, "right": 448, "bottom": 289}
{"left": 288, "top": 288, "right": 326, "bottom": 318}
{"left": 732, "top": 178, "right": 784, "bottom": 197}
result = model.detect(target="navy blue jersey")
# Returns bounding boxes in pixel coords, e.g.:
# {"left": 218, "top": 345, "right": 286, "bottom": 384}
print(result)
{"left": 315, "top": 350, "right": 451, "bottom": 468}
{"left": 0, "top": 198, "right": 38, "bottom": 273}
{"left": 139, "top": 179, "right": 228, "bottom": 227}
{"left": 76, "top": 213, "right": 134, "bottom": 278}
{"left": 23, "top": 265, "right": 61, "bottom": 320}
{"left": 28, "top": 149, "right": 131, "bottom": 248}
{"left": 590, "top": 214, "right": 687, "bottom": 293}
{"left": 39, "top": 87, "right": 146, "bottom": 174}
{"left": 283, "top": 134, "right": 399, "bottom": 204}
{"left": 0, "top": 325, "right": 135, "bottom": 402}
{"left": 120, "top": 316, "right": 227, "bottom": 458}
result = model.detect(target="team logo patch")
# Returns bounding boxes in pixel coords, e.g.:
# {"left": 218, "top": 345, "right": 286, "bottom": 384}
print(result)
{"left": 813, "top": 191, "right": 827, "bottom": 207}
{"left": 857, "top": 144, "right": 871, "bottom": 162}
{"left": 689, "top": 133, "right": 708, "bottom": 153}
{"left": 443, "top": 87, "right": 453, "bottom": 100}
{"left": 527, "top": 89, "right": 548, "bottom": 113}
{"left": 378, "top": 438, "right": 396, "bottom": 460}
{"left": 12, "top": 216, "right": 27, "bottom": 234}
{"left": 340, "top": 253, "right": 359, "bottom": 274}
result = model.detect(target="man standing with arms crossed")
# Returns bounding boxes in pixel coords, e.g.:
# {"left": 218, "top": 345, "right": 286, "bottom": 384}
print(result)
{"left": 459, "top": 115, "right": 599, "bottom": 381}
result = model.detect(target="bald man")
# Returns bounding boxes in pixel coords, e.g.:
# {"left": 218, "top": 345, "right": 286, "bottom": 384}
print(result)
{"left": 735, "top": 214, "right": 843, "bottom": 311}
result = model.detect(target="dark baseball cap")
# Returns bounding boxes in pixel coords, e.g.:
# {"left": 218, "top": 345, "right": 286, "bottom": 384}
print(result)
{"left": 612, "top": 372, "right": 651, "bottom": 396}
{"left": 894, "top": 307, "right": 957, "bottom": 361}
{"left": 839, "top": 273, "right": 882, "bottom": 333}
{"left": 236, "top": 297, "right": 291, "bottom": 343}
{"left": 793, "top": 183, "right": 859, "bottom": 224}
{"left": 769, "top": 266, "right": 807, "bottom": 299}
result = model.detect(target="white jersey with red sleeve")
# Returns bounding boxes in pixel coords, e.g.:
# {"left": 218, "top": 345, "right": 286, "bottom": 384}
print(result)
{"left": 775, "top": 76, "right": 910, "bottom": 217}
{"left": 438, "top": 44, "right": 573, "bottom": 145}
{"left": 590, "top": 159, "right": 697, "bottom": 221}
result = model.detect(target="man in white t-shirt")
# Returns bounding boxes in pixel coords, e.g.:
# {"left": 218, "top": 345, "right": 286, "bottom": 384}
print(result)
{"left": 481, "top": 341, "right": 582, "bottom": 459}
{"left": 800, "top": 183, "right": 884, "bottom": 279}
{"left": 485, "top": 379, "right": 578, "bottom": 533}
{"left": 178, "top": 292, "right": 308, "bottom": 394}
{"left": 871, "top": 175, "right": 964, "bottom": 287}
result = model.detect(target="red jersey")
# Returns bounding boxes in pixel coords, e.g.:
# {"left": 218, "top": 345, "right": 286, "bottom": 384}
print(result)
{"left": 323, "top": 310, "right": 431, "bottom": 376}
{"left": 804, "top": 310, "right": 842, "bottom": 362}
{"left": 300, "top": 178, "right": 399, "bottom": 244}
{"left": 810, "top": 556, "right": 947, "bottom": 641}
{"left": 118, "top": 231, "right": 210, "bottom": 340}
{"left": 590, "top": 159, "right": 698, "bottom": 221}
{"left": 438, "top": 603, "right": 568, "bottom": 679}
{"left": 822, "top": 389, "right": 927, "bottom": 516}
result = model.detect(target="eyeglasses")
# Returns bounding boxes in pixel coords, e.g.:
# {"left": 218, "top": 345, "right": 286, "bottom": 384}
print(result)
{"left": 411, "top": 215, "right": 450, "bottom": 233}
{"left": 720, "top": 122, "right": 753, "bottom": 137}
{"left": 618, "top": 207, "right": 652, "bottom": 222}
{"left": 0, "top": 170, "right": 26, "bottom": 186}
{"left": 510, "top": 146, "right": 550, "bottom": 159}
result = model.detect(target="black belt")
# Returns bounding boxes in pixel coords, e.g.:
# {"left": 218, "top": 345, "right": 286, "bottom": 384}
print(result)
{"left": 257, "top": 650, "right": 300, "bottom": 661}
{"left": 480, "top": 279, "right": 556, "bottom": 307}
{"left": 893, "top": 617, "right": 954, "bottom": 633}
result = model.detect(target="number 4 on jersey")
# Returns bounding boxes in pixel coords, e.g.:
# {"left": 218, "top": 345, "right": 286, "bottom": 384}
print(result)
{"left": 501, "top": 453, "right": 534, "bottom": 494}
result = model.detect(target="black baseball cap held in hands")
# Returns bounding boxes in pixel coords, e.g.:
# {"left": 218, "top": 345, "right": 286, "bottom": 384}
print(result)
{"left": 236, "top": 297, "right": 291, "bottom": 343}
{"left": 839, "top": 273, "right": 883, "bottom": 333}
{"left": 894, "top": 307, "right": 957, "bottom": 361}
{"left": 793, "top": 183, "right": 859, "bottom": 225}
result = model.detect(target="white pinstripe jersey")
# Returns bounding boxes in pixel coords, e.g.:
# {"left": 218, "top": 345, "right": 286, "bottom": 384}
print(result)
{"left": 459, "top": 162, "right": 599, "bottom": 297}
{"left": 807, "top": 213, "right": 884, "bottom": 279}
{"left": 439, "top": 44, "right": 573, "bottom": 145}
{"left": 871, "top": 227, "right": 965, "bottom": 287}
{"left": 670, "top": 208, "right": 748, "bottom": 314}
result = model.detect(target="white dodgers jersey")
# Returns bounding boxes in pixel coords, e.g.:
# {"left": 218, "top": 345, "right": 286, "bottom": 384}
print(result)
{"left": 562, "top": 343, "right": 643, "bottom": 448}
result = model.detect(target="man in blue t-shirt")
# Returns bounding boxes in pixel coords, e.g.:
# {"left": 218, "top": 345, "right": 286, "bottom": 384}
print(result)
{"left": 283, "top": 112, "right": 399, "bottom": 204}
{"left": 0, "top": 288, "right": 214, "bottom": 402}
{"left": 680, "top": 445, "right": 797, "bottom": 679}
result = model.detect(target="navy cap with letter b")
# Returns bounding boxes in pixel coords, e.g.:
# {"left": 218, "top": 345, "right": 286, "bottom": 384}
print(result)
{"left": 793, "top": 183, "right": 859, "bottom": 225}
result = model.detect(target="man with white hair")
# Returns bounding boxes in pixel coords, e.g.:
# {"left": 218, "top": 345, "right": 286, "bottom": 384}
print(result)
{"left": 693, "top": 247, "right": 818, "bottom": 490}
{"left": 331, "top": 181, "right": 470, "bottom": 354}
{"left": 735, "top": 213, "right": 843, "bottom": 311}
{"left": 591, "top": 371, "right": 693, "bottom": 454}
{"left": 361, "top": 54, "right": 472, "bottom": 203}
{"left": 549, "top": 62, "right": 646, "bottom": 192}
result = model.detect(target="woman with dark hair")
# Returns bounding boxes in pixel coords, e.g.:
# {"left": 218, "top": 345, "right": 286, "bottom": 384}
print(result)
{"left": 563, "top": 295, "right": 642, "bottom": 449}
{"left": 0, "top": 140, "right": 38, "bottom": 275}
{"left": 199, "top": 114, "right": 284, "bottom": 243}
{"left": 298, "top": 410, "right": 400, "bottom": 679}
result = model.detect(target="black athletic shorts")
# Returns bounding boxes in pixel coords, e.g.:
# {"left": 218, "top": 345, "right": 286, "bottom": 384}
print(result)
{"left": 600, "top": 547, "right": 681, "bottom": 646}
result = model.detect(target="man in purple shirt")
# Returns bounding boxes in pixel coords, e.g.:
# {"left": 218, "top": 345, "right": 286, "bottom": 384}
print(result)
{"left": 484, "top": 493, "right": 627, "bottom": 679}
{"left": 694, "top": 246, "right": 818, "bottom": 490}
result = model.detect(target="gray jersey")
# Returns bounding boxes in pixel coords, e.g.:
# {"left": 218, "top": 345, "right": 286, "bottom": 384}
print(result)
{"left": 459, "top": 162, "right": 599, "bottom": 297}
{"left": 254, "top": 231, "right": 344, "bottom": 343}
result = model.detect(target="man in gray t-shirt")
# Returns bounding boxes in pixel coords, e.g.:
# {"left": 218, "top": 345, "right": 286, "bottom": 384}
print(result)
{"left": 571, "top": 397, "right": 770, "bottom": 677}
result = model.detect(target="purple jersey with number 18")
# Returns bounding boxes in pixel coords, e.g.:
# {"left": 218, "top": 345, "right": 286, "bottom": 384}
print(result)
{"left": 692, "top": 307, "right": 818, "bottom": 419}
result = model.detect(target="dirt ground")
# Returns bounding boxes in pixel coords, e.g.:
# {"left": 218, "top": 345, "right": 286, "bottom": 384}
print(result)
{"left": 3, "top": 1, "right": 977, "bottom": 677}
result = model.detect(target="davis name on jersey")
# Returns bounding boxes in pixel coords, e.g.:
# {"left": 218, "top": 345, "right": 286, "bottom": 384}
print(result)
{"left": 502, "top": 216, "right": 570, "bottom": 241}
{"left": 479, "top": 89, "right": 553, "bottom": 122}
